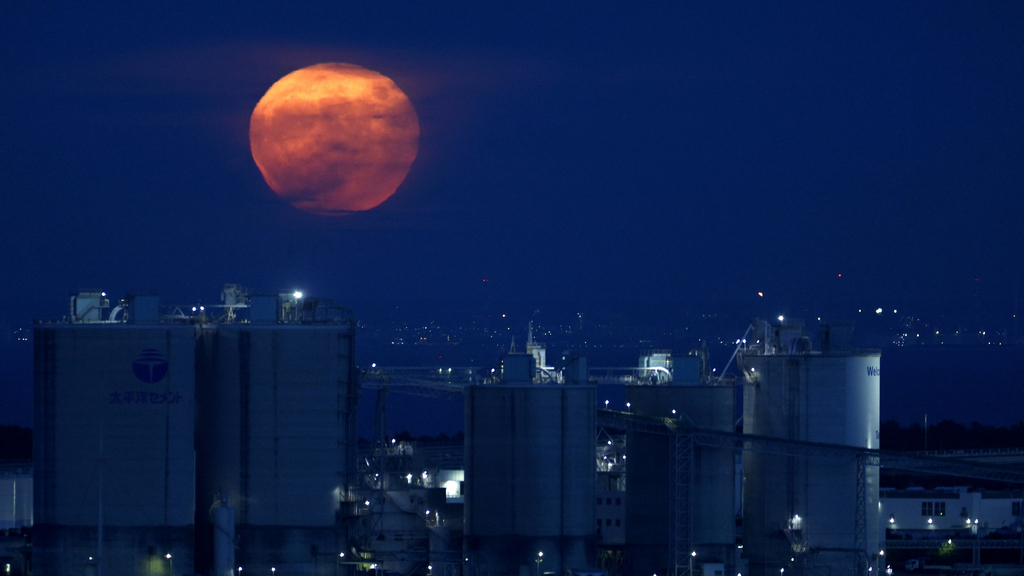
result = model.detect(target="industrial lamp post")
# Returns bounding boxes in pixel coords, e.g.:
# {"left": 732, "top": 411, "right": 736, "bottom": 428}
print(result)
{"left": 165, "top": 553, "right": 172, "bottom": 576}
{"left": 689, "top": 551, "right": 696, "bottom": 576}
{"left": 536, "top": 551, "right": 544, "bottom": 576}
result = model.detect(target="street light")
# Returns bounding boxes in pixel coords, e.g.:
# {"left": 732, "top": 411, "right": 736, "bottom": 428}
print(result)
{"left": 166, "top": 553, "right": 173, "bottom": 575}
{"left": 536, "top": 551, "right": 544, "bottom": 576}
{"left": 689, "top": 551, "right": 696, "bottom": 576}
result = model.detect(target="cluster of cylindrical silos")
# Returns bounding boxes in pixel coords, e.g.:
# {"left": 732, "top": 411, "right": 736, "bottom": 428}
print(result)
{"left": 35, "top": 293, "right": 878, "bottom": 576}
{"left": 461, "top": 321, "right": 879, "bottom": 576}
{"left": 34, "top": 292, "right": 359, "bottom": 576}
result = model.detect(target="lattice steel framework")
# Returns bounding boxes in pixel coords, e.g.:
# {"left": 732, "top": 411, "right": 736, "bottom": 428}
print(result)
{"left": 854, "top": 454, "right": 867, "bottom": 576}
{"left": 668, "top": 432, "right": 694, "bottom": 576}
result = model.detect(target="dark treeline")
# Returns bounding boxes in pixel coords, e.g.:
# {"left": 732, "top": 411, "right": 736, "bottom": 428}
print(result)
{"left": 357, "top": 430, "right": 465, "bottom": 450}
{"left": 880, "top": 419, "right": 1024, "bottom": 452}
{"left": 4, "top": 422, "right": 1023, "bottom": 460}
{"left": 0, "top": 425, "right": 32, "bottom": 459}
{"left": 394, "top": 430, "right": 464, "bottom": 444}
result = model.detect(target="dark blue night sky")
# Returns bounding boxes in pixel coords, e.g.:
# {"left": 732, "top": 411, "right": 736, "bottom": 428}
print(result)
{"left": 2, "top": 3, "right": 1022, "bottom": 430}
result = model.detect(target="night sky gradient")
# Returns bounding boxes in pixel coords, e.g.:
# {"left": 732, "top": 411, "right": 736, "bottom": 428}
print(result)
{"left": 2, "top": 3, "right": 1022, "bottom": 431}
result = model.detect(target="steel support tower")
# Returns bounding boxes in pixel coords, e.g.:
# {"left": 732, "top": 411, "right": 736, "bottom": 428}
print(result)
{"left": 668, "top": 432, "right": 695, "bottom": 576}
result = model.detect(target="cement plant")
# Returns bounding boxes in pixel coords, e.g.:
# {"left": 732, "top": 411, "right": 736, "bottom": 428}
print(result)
{"left": 3, "top": 286, "right": 1022, "bottom": 576}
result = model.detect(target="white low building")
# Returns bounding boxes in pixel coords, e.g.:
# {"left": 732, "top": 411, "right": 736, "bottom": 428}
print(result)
{"left": 880, "top": 487, "right": 1023, "bottom": 536}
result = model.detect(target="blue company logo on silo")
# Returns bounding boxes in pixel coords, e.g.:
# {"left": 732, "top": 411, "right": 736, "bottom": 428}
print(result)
{"left": 866, "top": 366, "right": 880, "bottom": 377}
{"left": 132, "top": 348, "right": 169, "bottom": 383}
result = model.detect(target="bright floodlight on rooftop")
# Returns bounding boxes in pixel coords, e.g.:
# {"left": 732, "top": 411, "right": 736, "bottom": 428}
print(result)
{"left": 294, "top": 291, "right": 303, "bottom": 299}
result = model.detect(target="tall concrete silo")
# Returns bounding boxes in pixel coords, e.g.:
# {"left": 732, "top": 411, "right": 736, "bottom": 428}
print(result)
{"left": 194, "top": 294, "right": 359, "bottom": 575}
{"left": 464, "top": 353, "right": 596, "bottom": 576}
{"left": 625, "top": 378, "right": 737, "bottom": 576}
{"left": 34, "top": 294, "right": 196, "bottom": 575}
{"left": 739, "top": 320, "right": 880, "bottom": 576}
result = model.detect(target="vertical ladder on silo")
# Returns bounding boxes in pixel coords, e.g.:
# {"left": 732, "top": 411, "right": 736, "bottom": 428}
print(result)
{"left": 669, "top": 432, "right": 695, "bottom": 576}
{"left": 854, "top": 454, "right": 867, "bottom": 576}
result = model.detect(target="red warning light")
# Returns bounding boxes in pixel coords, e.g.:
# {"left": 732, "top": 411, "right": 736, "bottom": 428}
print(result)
{"left": 838, "top": 274, "right": 842, "bottom": 277}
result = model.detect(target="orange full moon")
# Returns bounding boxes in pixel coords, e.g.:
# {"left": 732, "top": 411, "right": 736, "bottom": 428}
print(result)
{"left": 249, "top": 63, "right": 419, "bottom": 215}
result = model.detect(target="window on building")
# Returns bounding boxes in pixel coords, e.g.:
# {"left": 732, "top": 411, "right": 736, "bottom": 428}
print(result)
{"left": 607, "top": 497, "right": 612, "bottom": 505}
{"left": 922, "top": 502, "right": 933, "bottom": 516}
{"left": 615, "top": 519, "right": 621, "bottom": 527}
{"left": 616, "top": 497, "right": 621, "bottom": 505}
{"left": 597, "top": 497, "right": 602, "bottom": 505}
{"left": 606, "top": 518, "right": 612, "bottom": 526}
{"left": 1013, "top": 502, "right": 1022, "bottom": 516}
{"left": 596, "top": 519, "right": 601, "bottom": 528}
{"left": 936, "top": 502, "right": 946, "bottom": 516}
